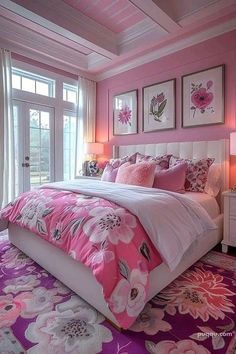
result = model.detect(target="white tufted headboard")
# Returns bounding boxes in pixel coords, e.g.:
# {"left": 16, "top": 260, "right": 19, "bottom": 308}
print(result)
{"left": 113, "top": 139, "right": 229, "bottom": 194}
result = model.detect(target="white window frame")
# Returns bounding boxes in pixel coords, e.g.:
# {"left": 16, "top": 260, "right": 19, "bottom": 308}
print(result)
{"left": 12, "top": 59, "right": 78, "bottom": 182}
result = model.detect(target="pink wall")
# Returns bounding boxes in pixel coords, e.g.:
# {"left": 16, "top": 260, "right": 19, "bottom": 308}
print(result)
{"left": 96, "top": 29, "right": 236, "bottom": 185}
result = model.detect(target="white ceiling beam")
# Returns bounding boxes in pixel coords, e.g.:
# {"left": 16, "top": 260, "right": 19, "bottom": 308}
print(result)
{"left": 0, "top": 16, "right": 88, "bottom": 70}
{"left": 0, "top": 0, "right": 118, "bottom": 59}
{"left": 128, "top": 0, "right": 181, "bottom": 33}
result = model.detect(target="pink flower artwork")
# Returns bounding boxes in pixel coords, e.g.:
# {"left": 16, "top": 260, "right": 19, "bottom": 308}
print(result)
{"left": 190, "top": 80, "right": 214, "bottom": 118}
{"left": 118, "top": 105, "right": 132, "bottom": 125}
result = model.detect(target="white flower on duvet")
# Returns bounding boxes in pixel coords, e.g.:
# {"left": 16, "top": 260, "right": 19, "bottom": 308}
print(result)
{"left": 83, "top": 206, "right": 136, "bottom": 244}
{"left": 19, "top": 196, "right": 52, "bottom": 234}
{"left": 109, "top": 268, "right": 148, "bottom": 317}
{"left": 88, "top": 241, "right": 115, "bottom": 266}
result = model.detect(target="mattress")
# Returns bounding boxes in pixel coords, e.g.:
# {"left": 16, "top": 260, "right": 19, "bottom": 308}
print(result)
{"left": 184, "top": 192, "right": 220, "bottom": 219}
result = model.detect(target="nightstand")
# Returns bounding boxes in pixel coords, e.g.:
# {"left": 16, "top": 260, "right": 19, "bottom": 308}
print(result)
{"left": 222, "top": 191, "right": 236, "bottom": 253}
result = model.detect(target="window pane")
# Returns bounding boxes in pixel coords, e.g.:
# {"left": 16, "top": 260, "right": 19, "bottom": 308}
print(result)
{"left": 30, "top": 128, "right": 40, "bottom": 147}
{"left": 36, "top": 81, "right": 49, "bottom": 96}
{"left": 41, "top": 129, "right": 50, "bottom": 149}
{"left": 63, "top": 89, "right": 67, "bottom": 101}
{"left": 22, "top": 77, "right": 35, "bottom": 93}
{"left": 30, "top": 109, "right": 40, "bottom": 128}
{"left": 12, "top": 74, "right": 21, "bottom": 89}
{"left": 67, "top": 90, "right": 77, "bottom": 104}
{"left": 40, "top": 111, "right": 50, "bottom": 129}
{"left": 63, "top": 114, "right": 76, "bottom": 180}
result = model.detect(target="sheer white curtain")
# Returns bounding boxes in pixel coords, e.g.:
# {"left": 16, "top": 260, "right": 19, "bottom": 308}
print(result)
{"left": 0, "top": 49, "right": 15, "bottom": 208}
{"left": 75, "top": 77, "right": 96, "bottom": 176}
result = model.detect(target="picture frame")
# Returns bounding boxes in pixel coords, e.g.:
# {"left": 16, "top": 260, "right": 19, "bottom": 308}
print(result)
{"left": 113, "top": 90, "right": 138, "bottom": 135}
{"left": 182, "top": 64, "right": 224, "bottom": 128}
{"left": 143, "top": 79, "right": 175, "bottom": 132}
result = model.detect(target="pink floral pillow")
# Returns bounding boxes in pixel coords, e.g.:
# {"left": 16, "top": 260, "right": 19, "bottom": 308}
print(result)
{"left": 170, "top": 156, "right": 214, "bottom": 192}
{"left": 101, "top": 153, "right": 137, "bottom": 182}
{"left": 115, "top": 162, "right": 156, "bottom": 187}
{"left": 136, "top": 153, "right": 172, "bottom": 170}
{"left": 153, "top": 163, "right": 187, "bottom": 193}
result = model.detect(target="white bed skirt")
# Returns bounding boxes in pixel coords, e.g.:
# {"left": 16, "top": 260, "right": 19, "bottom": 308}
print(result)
{"left": 8, "top": 214, "right": 223, "bottom": 328}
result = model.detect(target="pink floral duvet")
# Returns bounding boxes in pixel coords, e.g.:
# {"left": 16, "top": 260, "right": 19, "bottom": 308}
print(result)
{"left": 0, "top": 188, "right": 162, "bottom": 329}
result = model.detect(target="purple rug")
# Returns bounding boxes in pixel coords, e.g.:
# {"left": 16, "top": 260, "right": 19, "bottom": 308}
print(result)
{"left": 1, "top": 241, "right": 236, "bottom": 354}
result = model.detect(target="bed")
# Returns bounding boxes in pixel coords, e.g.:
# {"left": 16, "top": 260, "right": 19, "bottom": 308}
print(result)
{"left": 4, "top": 139, "right": 229, "bottom": 329}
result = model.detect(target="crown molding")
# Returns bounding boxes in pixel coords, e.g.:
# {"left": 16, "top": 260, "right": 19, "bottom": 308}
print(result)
{"left": 95, "top": 18, "right": 236, "bottom": 81}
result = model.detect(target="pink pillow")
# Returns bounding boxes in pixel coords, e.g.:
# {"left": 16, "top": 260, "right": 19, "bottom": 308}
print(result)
{"left": 170, "top": 156, "right": 215, "bottom": 192}
{"left": 136, "top": 153, "right": 171, "bottom": 170}
{"left": 153, "top": 163, "right": 187, "bottom": 193}
{"left": 101, "top": 153, "right": 137, "bottom": 182}
{"left": 115, "top": 162, "right": 156, "bottom": 187}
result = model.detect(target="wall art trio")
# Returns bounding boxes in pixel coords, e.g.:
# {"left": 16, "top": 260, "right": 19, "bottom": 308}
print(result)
{"left": 113, "top": 64, "right": 224, "bottom": 135}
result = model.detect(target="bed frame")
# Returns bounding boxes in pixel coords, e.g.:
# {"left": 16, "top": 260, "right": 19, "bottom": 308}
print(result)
{"left": 8, "top": 139, "right": 229, "bottom": 328}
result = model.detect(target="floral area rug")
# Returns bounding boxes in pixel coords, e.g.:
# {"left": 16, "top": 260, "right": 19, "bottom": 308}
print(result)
{"left": 1, "top": 241, "right": 236, "bottom": 354}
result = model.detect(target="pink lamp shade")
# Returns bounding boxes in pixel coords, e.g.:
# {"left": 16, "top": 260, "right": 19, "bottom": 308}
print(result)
{"left": 85, "top": 142, "right": 104, "bottom": 156}
{"left": 230, "top": 132, "right": 236, "bottom": 156}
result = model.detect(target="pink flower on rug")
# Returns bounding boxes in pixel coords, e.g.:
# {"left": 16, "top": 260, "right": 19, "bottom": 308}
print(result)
{"left": 109, "top": 268, "right": 147, "bottom": 317}
{"left": 130, "top": 303, "right": 171, "bottom": 335}
{"left": 25, "top": 296, "right": 112, "bottom": 354}
{"left": 0, "top": 293, "right": 30, "bottom": 327}
{"left": 118, "top": 105, "right": 132, "bottom": 125}
{"left": 1, "top": 246, "right": 33, "bottom": 269}
{"left": 83, "top": 206, "right": 136, "bottom": 244}
{"left": 3, "top": 274, "right": 40, "bottom": 294}
{"left": 145, "top": 339, "right": 211, "bottom": 354}
{"left": 153, "top": 268, "right": 235, "bottom": 321}
{"left": 20, "top": 287, "right": 63, "bottom": 319}
{"left": 191, "top": 87, "right": 213, "bottom": 110}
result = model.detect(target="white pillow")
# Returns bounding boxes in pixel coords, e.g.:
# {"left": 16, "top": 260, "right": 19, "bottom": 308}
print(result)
{"left": 204, "top": 163, "right": 222, "bottom": 197}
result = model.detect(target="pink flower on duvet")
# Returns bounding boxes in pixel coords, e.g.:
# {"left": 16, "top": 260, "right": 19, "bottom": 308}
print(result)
{"left": 83, "top": 206, "right": 136, "bottom": 244}
{"left": 109, "top": 268, "right": 147, "bottom": 317}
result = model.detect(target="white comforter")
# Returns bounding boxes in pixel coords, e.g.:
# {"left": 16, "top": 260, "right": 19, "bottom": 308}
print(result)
{"left": 42, "top": 179, "right": 217, "bottom": 271}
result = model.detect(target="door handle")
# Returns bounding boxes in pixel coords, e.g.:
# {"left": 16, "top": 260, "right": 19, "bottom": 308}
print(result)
{"left": 22, "top": 162, "right": 30, "bottom": 167}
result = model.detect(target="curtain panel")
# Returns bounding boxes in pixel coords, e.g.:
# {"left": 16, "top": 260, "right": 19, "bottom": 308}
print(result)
{"left": 75, "top": 77, "right": 96, "bottom": 176}
{"left": 0, "top": 49, "right": 15, "bottom": 208}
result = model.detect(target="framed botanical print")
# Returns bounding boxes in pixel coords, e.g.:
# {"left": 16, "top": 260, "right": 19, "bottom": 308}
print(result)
{"left": 113, "top": 90, "right": 138, "bottom": 135}
{"left": 182, "top": 64, "right": 224, "bottom": 128}
{"left": 143, "top": 79, "right": 175, "bottom": 132}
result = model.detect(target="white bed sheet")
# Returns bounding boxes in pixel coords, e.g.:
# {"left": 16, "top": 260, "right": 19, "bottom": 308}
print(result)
{"left": 184, "top": 192, "right": 220, "bottom": 219}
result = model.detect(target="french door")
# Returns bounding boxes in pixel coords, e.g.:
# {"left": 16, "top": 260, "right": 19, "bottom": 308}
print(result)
{"left": 13, "top": 100, "right": 55, "bottom": 194}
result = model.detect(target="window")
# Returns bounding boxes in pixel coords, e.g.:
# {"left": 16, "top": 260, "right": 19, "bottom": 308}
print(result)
{"left": 12, "top": 61, "right": 80, "bottom": 192}
{"left": 12, "top": 68, "right": 55, "bottom": 97}
{"left": 63, "top": 112, "right": 77, "bottom": 180}
{"left": 63, "top": 83, "right": 77, "bottom": 104}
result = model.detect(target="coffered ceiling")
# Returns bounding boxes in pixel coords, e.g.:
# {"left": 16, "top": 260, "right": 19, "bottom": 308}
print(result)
{"left": 0, "top": 0, "right": 235, "bottom": 80}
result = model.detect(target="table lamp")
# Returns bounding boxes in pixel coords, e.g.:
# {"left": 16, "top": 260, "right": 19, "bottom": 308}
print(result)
{"left": 84, "top": 142, "right": 104, "bottom": 176}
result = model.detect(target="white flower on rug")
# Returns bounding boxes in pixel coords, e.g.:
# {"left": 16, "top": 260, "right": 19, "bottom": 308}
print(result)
{"left": 25, "top": 296, "right": 113, "bottom": 354}
{"left": 1, "top": 245, "right": 33, "bottom": 269}
{"left": 83, "top": 206, "right": 136, "bottom": 244}
{"left": 53, "top": 280, "right": 71, "bottom": 295}
{"left": 145, "top": 339, "right": 211, "bottom": 354}
{"left": 21, "top": 287, "right": 63, "bottom": 319}
{"left": 109, "top": 268, "right": 147, "bottom": 317}
{"left": 130, "top": 303, "right": 171, "bottom": 335}
{"left": 3, "top": 274, "right": 40, "bottom": 294}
